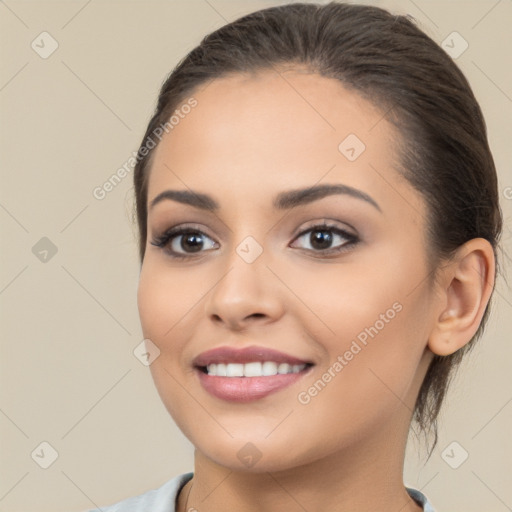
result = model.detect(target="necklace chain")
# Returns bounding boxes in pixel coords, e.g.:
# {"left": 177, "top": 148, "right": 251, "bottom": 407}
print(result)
{"left": 183, "top": 478, "right": 193, "bottom": 512}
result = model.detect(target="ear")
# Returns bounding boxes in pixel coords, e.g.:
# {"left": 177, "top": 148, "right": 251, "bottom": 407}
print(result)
{"left": 428, "top": 238, "right": 496, "bottom": 356}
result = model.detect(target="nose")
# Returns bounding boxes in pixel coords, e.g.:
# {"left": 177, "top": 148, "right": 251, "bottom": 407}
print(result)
{"left": 203, "top": 249, "right": 285, "bottom": 332}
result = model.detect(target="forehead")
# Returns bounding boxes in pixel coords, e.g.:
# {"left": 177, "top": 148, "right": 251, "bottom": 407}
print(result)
{"left": 147, "top": 68, "right": 405, "bottom": 210}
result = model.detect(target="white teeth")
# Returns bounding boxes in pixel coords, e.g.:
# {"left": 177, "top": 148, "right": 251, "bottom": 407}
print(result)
{"left": 226, "top": 363, "right": 244, "bottom": 377}
{"left": 244, "top": 362, "right": 262, "bottom": 377}
{"left": 262, "top": 361, "right": 278, "bottom": 376}
{"left": 277, "top": 363, "right": 291, "bottom": 374}
{"left": 204, "top": 361, "right": 307, "bottom": 377}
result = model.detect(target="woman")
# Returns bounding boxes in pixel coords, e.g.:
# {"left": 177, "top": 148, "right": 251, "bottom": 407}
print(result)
{"left": 90, "top": 2, "right": 502, "bottom": 511}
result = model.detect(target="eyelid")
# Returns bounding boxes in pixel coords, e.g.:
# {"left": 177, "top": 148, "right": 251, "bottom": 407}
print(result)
{"left": 291, "top": 218, "right": 357, "bottom": 238}
{"left": 151, "top": 223, "right": 214, "bottom": 242}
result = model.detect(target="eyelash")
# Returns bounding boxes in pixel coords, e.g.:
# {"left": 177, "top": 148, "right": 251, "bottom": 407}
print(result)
{"left": 150, "top": 222, "right": 359, "bottom": 260}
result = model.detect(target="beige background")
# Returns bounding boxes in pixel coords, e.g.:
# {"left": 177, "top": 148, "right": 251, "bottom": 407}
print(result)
{"left": 0, "top": 1, "right": 511, "bottom": 511}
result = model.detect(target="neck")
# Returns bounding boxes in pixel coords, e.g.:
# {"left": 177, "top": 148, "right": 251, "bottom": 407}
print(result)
{"left": 177, "top": 413, "right": 423, "bottom": 512}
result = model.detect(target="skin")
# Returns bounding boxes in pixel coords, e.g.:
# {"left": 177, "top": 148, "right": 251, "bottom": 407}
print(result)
{"left": 137, "top": 68, "right": 495, "bottom": 512}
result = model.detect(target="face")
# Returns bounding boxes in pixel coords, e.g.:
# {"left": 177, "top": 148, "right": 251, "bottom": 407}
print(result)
{"left": 137, "top": 68, "right": 437, "bottom": 472}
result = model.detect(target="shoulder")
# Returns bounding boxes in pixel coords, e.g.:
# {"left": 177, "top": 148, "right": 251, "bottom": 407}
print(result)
{"left": 85, "top": 472, "right": 193, "bottom": 512}
{"left": 406, "top": 486, "right": 436, "bottom": 512}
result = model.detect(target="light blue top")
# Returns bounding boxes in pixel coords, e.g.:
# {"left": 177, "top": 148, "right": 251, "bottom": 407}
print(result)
{"left": 86, "top": 472, "right": 435, "bottom": 511}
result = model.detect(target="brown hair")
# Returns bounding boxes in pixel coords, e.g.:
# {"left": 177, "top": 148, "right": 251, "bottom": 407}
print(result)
{"left": 132, "top": 2, "right": 503, "bottom": 456}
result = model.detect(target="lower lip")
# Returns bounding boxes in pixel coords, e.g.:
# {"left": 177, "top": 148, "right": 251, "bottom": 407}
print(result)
{"left": 196, "top": 367, "right": 312, "bottom": 403}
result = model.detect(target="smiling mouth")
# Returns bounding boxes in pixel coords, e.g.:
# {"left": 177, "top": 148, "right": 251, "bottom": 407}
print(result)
{"left": 198, "top": 361, "right": 314, "bottom": 377}
{"left": 195, "top": 361, "right": 314, "bottom": 402}
{"left": 193, "top": 345, "right": 315, "bottom": 401}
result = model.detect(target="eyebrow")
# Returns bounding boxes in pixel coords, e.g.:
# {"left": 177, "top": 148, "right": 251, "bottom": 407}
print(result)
{"left": 149, "top": 183, "right": 381, "bottom": 213}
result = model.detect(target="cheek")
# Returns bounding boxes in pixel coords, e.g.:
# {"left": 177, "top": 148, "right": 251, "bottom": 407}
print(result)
{"left": 293, "top": 304, "right": 427, "bottom": 452}
{"left": 315, "top": 243, "right": 430, "bottom": 344}
{"left": 137, "top": 260, "right": 201, "bottom": 341}
{"left": 136, "top": 259, "right": 211, "bottom": 383}
{"left": 284, "top": 259, "right": 410, "bottom": 342}
{"left": 137, "top": 263, "right": 200, "bottom": 430}
{"left": 293, "top": 254, "right": 431, "bottom": 400}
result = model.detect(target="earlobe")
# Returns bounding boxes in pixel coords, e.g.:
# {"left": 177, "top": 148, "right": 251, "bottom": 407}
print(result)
{"left": 427, "top": 238, "right": 496, "bottom": 357}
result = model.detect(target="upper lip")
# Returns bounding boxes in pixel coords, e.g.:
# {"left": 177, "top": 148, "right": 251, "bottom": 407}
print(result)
{"left": 193, "top": 345, "right": 314, "bottom": 367}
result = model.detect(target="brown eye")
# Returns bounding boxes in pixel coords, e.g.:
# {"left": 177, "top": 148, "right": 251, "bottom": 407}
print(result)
{"left": 308, "top": 229, "right": 334, "bottom": 250}
{"left": 291, "top": 223, "right": 359, "bottom": 255}
{"left": 177, "top": 232, "right": 206, "bottom": 253}
{"left": 150, "top": 226, "right": 218, "bottom": 259}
